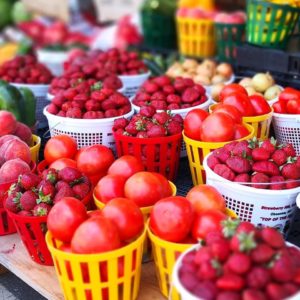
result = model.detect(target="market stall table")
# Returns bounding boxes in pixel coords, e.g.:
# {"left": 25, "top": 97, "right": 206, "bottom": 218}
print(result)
{"left": 0, "top": 234, "right": 164, "bottom": 300}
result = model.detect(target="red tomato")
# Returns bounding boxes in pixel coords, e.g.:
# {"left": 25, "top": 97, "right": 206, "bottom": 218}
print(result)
{"left": 102, "top": 198, "right": 144, "bottom": 241}
{"left": 71, "top": 217, "right": 121, "bottom": 254}
{"left": 186, "top": 185, "right": 226, "bottom": 214}
{"left": 234, "top": 124, "right": 250, "bottom": 139}
{"left": 108, "top": 155, "right": 144, "bottom": 180}
{"left": 201, "top": 112, "right": 235, "bottom": 142}
{"left": 286, "top": 99, "right": 300, "bottom": 114}
{"left": 272, "top": 101, "right": 287, "bottom": 114}
{"left": 184, "top": 109, "right": 209, "bottom": 140}
{"left": 76, "top": 145, "right": 115, "bottom": 177}
{"left": 223, "top": 93, "right": 255, "bottom": 117}
{"left": 213, "top": 104, "right": 243, "bottom": 124}
{"left": 44, "top": 135, "right": 77, "bottom": 164}
{"left": 88, "top": 210, "right": 103, "bottom": 218}
{"left": 249, "top": 95, "right": 271, "bottom": 116}
{"left": 192, "top": 210, "right": 227, "bottom": 240}
{"left": 49, "top": 158, "right": 77, "bottom": 170}
{"left": 220, "top": 84, "right": 248, "bottom": 102}
{"left": 124, "top": 172, "right": 165, "bottom": 207}
{"left": 149, "top": 196, "right": 194, "bottom": 242}
{"left": 150, "top": 172, "right": 172, "bottom": 198}
{"left": 94, "top": 175, "right": 126, "bottom": 204}
{"left": 47, "top": 197, "right": 88, "bottom": 243}
{"left": 279, "top": 87, "right": 300, "bottom": 104}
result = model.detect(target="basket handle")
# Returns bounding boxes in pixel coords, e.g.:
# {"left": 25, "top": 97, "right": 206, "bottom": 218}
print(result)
{"left": 43, "top": 121, "right": 61, "bottom": 139}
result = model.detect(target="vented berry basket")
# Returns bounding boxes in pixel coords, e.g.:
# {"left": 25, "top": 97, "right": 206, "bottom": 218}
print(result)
{"left": 272, "top": 113, "right": 300, "bottom": 156}
{"left": 113, "top": 132, "right": 182, "bottom": 181}
{"left": 44, "top": 106, "right": 134, "bottom": 151}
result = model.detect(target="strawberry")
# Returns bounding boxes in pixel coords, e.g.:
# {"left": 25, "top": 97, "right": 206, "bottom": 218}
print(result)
{"left": 18, "top": 210, "right": 32, "bottom": 217}
{"left": 143, "top": 81, "right": 159, "bottom": 94}
{"left": 194, "top": 247, "right": 214, "bottom": 265}
{"left": 173, "top": 77, "right": 187, "bottom": 92}
{"left": 167, "top": 103, "right": 180, "bottom": 110}
{"left": 172, "top": 114, "right": 183, "bottom": 124}
{"left": 286, "top": 179, "right": 300, "bottom": 189}
{"left": 42, "top": 168, "right": 58, "bottom": 184}
{"left": 182, "top": 88, "right": 200, "bottom": 103}
{"left": 283, "top": 283, "right": 299, "bottom": 296}
{"left": 247, "top": 266, "right": 271, "bottom": 289}
{"left": 135, "top": 92, "right": 151, "bottom": 102}
{"left": 270, "top": 176, "right": 285, "bottom": 190}
{"left": 4, "top": 194, "right": 21, "bottom": 213}
{"left": 213, "top": 149, "right": 231, "bottom": 163}
{"left": 64, "top": 88, "right": 78, "bottom": 101}
{"left": 226, "top": 157, "right": 251, "bottom": 174}
{"left": 236, "top": 222, "right": 256, "bottom": 234}
{"left": 251, "top": 173, "right": 270, "bottom": 189}
{"left": 227, "top": 253, "right": 251, "bottom": 274}
{"left": 261, "top": 227, "right": 285, "bottom": 249}
{"left": 282, "top": 143, "right": 296, "bottom": 157}
{"left": 216, "top": 292, "right": 241, "bottom": 300}
{"left": 266, "top": 283, "right": 290, "bottom": 300}
{"left": 261, "top": 139, "right": 277, "bottom": 154}
{"left": 19, "top": 173, "right": 41, "bottom": 190}
{"left": 234, "top": 173, "right": 250, "bottom": 183}
{"left": 150, "top": 100, "right": 167, "bottom": 110}
{"left": 47, "top": 103, "right": 59, "bottom": 115}
{"left": 147, "top": 125, "right": 166, "bottom": 138}
{"left": 242, "top": 289, "right": 267, "bottom": 300}
{"left": 166, "top": 121, "right": 182, "bottom": 135}
{"left": 85, "top": 100, "right": 101, "bottom": 111}
{"left": 211, "top": 239, "right": 231, "bottom": 262}
{"left": 66, "top": 107, "right": 82, "bottom": 118}
{"left": 59, "top": 167, "right": 82, "bottom": 183}
{"left": 196, "top": 259, "right": 220, "bottom": 280}
{"left": 73, "top": 93, "right": 89, "bottom": 102}
{"left": 153, "top": 112, "right": 170, "bottom": 125}
{"left": 216, "top": 273, "right": 245, "bottom": 291}
{"left": 232, "top": 141, "right": 252, "bottom": 157}
{"left": 113, "top": 118, "right": 128, "bottom": 130}
{"left": 207, "top": 155, "right": 220, "bottom": 170}
{"left": 53, "top": 186, "right": 75, "bottom": 204}
{"left": 105, "top": 109, "right": 119, "bottom": 118}
{"left": 39, "top": 181, "right": 56, "bottom": 202}
{"left": 140, "top": 106, "right": 156, "bottom": 118}
{"left": 251, "top": 148, "right": 270, "bottom": 161}
{"left": 252, "top": 161, "right": 280, "bottom": 176}
{"left": 55, "top": 181, "right": 69, "bottom": 191}
{"left": 166, "top": 94, "right": 181, "bottom": 104}
{"left": 33, "top": 203, "right": 52, "bottom": 216}
{"left": 281, "top": 162, "right": 300, "bottom": 179}
{"left": 101, "top": 99, "right": 116, "bottom": 111}
{"left": 205, "top": 231, "right": 224, "bottom": 246}
{"left": 72, "top": 183, "right": 90, "bottom": 199}
{"left": 213, "top": 164, "right": 235, "bottom": 181}
{"left": 152, "top": 75, "right": 171, "bottom": 87}
{"left": 251, "top": 243, "right": 275, "bottom": 264}
{"left": 163, "top": 85, "right": 176, "bottom": 95}
{"left": 61, "top": 101, "right": 73, "bottom": 112}
{"left": 271, "top": 149, "right": 287, "bottom": 166}
{"left": 83, "top": 111, "right": 99, "bottom": 119}
{"left": 20, "top": 191, "right": 38, "bottom": 211}
{"left": 271, "top": 254, "right": 296, "bottom": 282}
{"left": 109, "top": 93, "right": 129, "bottom": 107}
{"left": 230, "top": 232, "right": 257, "bottom": 252}
{"left": 192, "top": 281, "right": 218, "bottom": 300}
{"left": 125, "top": 123, "right": 138, "bottom": 136}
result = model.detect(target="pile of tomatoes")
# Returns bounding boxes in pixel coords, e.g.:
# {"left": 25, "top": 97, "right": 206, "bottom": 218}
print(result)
{"left": 273, "top": 87, "right": 300, "bottom": 114}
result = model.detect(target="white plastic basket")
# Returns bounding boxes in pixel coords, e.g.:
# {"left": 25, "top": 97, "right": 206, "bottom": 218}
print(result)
{"left": 204, "top": 74, "right": 235, "bottom": 96}
{"left": 37, "top": 49, "right": 69, "bottom": 77}
{"left": 272, "top": 113, "right": 300, "bottom": 156}
{"left": 43, "top": 106, "right": 134, "bottom": 151}
{"left": 203, "top": 153, "right": 300, "bottom": 235}
{"left": 11, "top": 83, "right": 50, "bottom": 128}
{"left": 119, "top": 71, "right": 151, "bottom": 98}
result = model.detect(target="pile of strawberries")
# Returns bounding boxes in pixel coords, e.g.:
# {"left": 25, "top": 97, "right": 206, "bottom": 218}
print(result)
{"left": 47, "top": 81, "right": 131, "bottom": 119}
{"left": 178, "top": 220, "right": 300, "bottom": 300}
{"left": 208, "top": 138, "right": 300, "bottom": 190}
{"left": 132, "top": 76, "right": 208, "bottom": 111}
{"left": 4, "top": 167, "right": 91, "bottom": 217}
{"left": 0, "top": 55, "right": 53, "bottom": 84}
{"left": 113, "top": 106, "right": 183, "bottom": 138}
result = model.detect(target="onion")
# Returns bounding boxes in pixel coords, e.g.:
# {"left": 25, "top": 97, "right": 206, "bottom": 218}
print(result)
{"left": 264, "top": 85, "right": 282, "bottom": 101}
{"left": 252, "top": 73, "right": 273, "bottom": 92}
{"left": 202, "top": 59, "right": 217, "bottom": 71}
{"left": 212, "top": 74, "right": 226, "bottom": 85}
{"left": 239, "top": 77, "right": 253, "bottom": 87}
{"left": 211, "top": 83, "right": 225, "bottom": 102}
{"left": 166, "top": 64, "right": 184, "bottom": 78}
{"left": 216, "top": 63, "right": 233, "bottom": 79}
{"left": 245, "top": 86, "right": 257, "bottom": 96}
{"left": 182, "top": 72, "right": 194, "bottom": 79}
{"left": 194, "top": 74, "right": 211, "bottom": 86}
{"left": 266, "top": 72, "right": 275, "bottom": 86}
{"left": 182, "top": 59, "right": 198, "bottom": 71}
{"left": 196, "top": 64, "right": 214, "bottom": 78}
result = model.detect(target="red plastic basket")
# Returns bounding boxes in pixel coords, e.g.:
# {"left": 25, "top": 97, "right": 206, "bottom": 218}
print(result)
{"left": 113, "top": 132, "right": 182, "bottom": 181}
{"left": 7, "top": 212, "right": 53, "bottom": 265}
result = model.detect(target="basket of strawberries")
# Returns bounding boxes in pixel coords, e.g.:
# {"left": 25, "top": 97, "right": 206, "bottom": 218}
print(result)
{"left": 112, "top": 106, "right": 183, "bottom": 181}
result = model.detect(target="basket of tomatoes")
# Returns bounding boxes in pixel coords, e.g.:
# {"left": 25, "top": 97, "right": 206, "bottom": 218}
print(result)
{"left": 46, "top": 197, "right": 146, "bottom": 300}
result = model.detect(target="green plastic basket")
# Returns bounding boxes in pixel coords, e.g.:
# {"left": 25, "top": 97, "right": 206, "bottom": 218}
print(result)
{"left": 141, "top": 11, "right": 177, "bottom": 50}
{"left": 215, "top": 23, "right": 245, "bottom": 63}
{"left": 246, "top": 0, "right": 300, "bottom": 49}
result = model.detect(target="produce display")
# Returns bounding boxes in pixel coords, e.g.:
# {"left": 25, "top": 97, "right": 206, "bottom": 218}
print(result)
{"left": 272, "top": 87, "right": 300, "bottom": 114}
{"left": 132, "top": 75, "right": 208, "bottom": 110}
{"left": 175, "top": 220, "right": 300, "bottom": 300}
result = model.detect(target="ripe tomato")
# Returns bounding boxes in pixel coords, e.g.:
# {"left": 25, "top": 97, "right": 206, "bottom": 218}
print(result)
{"left": 88, "top": 210, "right": 103, "bottom": 218}
{"left": 279, "top": 87, "right": 300, "bottom": 104}
{"left": 192, "top": 210, "right": 227, "bottom": 240}
{"left": 71, "top": 217, "right": 121, "bottom": 254}
{"left": 220, "top": 84, "right": 248, "bottom": 102}
{"left": 234, "top": 124, "right": 250, "bottom": 139}
{"left": 184, "top": 109, "right": 209, "bottom": 140}
{"left": 47, "top": 197, "right": 88, "bottom": 243}
{"left": 150, "top": 172, "right": 172, "bottom": 198}
{"left": 94, "top": 175, "right": 126, "bottom": 204}
{"left": 44, "top": 135, "right": 77, "bottom": 164}
{"left": 186, "top": 185, "right": 226, "bottom": 214}
{"left": 286, "top": 99, "right": 300, "bottom": 114}
{"left": 272, "top": 101, "right": 286, "bottom": 114}
{"left": 102, "top": 198, "right": 144, "bottom": 241}
{"left": 108, "top": 155, "right": 144, "bottom": 180}
{"left": 249, "top": 95, "right": 271, "bottom": 116}
{"left": 201, "top": 112, "right": 235, "bottom": 142}
{"left": 76, "top": 145, "right": 115, "bottom": 177}
{"left": 213, "top": 104, "right": 243, "bottom": 124}
{"left": 149, "top": 196, "right": 194, "bottom": 242}
{"left": 49, "top": 158, "right": 77, "bottom": 170}
{"left": 124, "top": 172, "right": 165, "bottom": 207}
{"left": 223, "top": 93, "right": 255, "bottom": 117}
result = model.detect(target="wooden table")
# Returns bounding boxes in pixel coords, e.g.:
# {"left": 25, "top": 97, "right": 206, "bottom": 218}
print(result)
{"left": 0, "top": 234, "right": 165, "bottom": 300}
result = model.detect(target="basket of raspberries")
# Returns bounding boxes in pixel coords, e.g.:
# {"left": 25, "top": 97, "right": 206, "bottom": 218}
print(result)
{"left": 112, "top": 106, "right": 183, "bottom": 181}
{"left": 4, "top": 167, "right": 92, "bottom": 265}
{"left": 44, "top": 81, "right": 134, "bottom": 149}
{"left": 203, "top": 138, "right": 300, "bottom": 232}
{"left": 173, "top": 219, "right": 300, "bottom": 300}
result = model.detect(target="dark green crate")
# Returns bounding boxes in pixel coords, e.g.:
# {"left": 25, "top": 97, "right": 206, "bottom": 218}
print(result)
{"left": 246, "top": 0, "right": 300, "bottom": 49}
{"left": 215, "top": 23, "right": 245, "bottom": 63}
{"left": 141, "top": 11, "right": 177, "bottom": 50}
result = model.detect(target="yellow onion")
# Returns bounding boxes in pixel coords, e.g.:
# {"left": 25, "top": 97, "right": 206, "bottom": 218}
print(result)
{"left": 211, "top": 83, "right": 225, "bottom": 102}
{"left": 216, "top": 63, "right": 233, "bottom": 79}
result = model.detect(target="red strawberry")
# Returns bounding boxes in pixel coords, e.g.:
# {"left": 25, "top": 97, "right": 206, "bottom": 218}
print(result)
{"left": 66, "top": 107, "right": 82, "bottom": 118}
{"left": 136, "top": 132, "right": 148, "bottom": 138}
{"left": 39, "top": 181, "right": 56, "bottom": 201}
{"left": 216, "top": 273, "right": 245, "bottom": 291}
{"left": 55, "top": 181, "right": 69, "bottom": 191}
{"left": 224, "top": 141, "right": 238, "bottom": 152}
{"left": 182, "top": 88, "right": 200, "bottom": 103}
{"left": 213, "top": 164, "right": 235, "bottom": 181}
{"left": 73, "top": 93, "right": 89, "bottom": 102}
{"left": 113, "top": 118, "right": 129, "bottom": 130}
{"left": 166, "top": 94, "right": 181, "bottom": 104}
{"left": 61, "top": 101, "right": 73, "bottom": 112}
{"left": 173, "top": 77, "right": 187, "bottom": 92}
{"left": 64, "top": 88, "right": 78, "bottom": 101}
{"left": 47, "top": 103, "right": 59, "bottom": 114}
{"left": 140, "top": 106, "right": 156, "bottom": 118}
{"left": 18, "top": 210, "right": 32, "bottom": 217}
{"left": 192, "top": 281, "right": 218, "bottom": 300}
{"left": 150, "top": 91, "right": 166, "bottom": 102}
{"left": 19, "top": 173, "right": 41, "bottom": 190}
{"left": 252, "top": 161, "right": 280, "bottom": 176}
{"left": 267, "top": 283, "right": 290, "bottom": 300}
{"left": 286, "top": 179, "right": 300, "bottom": 189}
{"left": 153, "top": 112, "right": 170, "bottom": 125}
{"left": 270, "top": 176, "right": 285, "bottom": 190}
{"left": 147, "top": 125, "right": 166, "bottom": 138}
{"left": 163, "top": 85, "right": 175, "bottom": 95}
{"left": 42, "top": 168, "right": 58, "bottom": 184}
{"left": 101, "top": 99, "right": 116, "bottom": 111}
{"left": 196, "top": 260, "right": 219, "bottom": 280}
{"left": 167, "top": 121, "right": 182, "bottom": 135}
{"left": 213, "top": 149, "right": 231, "bottom": 163}
{"left": 283, "top": 283, "right": 299, "bottom": 296}
{"left": 152, "top": 75, "right": 171, "bottom": 87}
{"left": 251, "top": 148, "right": 270, "bottom": 161}
{"left": 234, "top": 173, "right": 250, "bottom": 183}
{"left": 243, "top": 289, "right": 267, "bottom": 300}
{"left": 261, "top": 227, "right": 285, "bottom": 249}
{"left": 232, "top": 141, "right": 252, "bottom": 157}
{"left": 20, "top": 190, "right": 38, "bottom": 211}
{"left": 282, "top": 143, "right": 296, "bottom": 157}
{"left": 251, "top": 243, "right": 275, "bottom": 264}
{"left": 194, "top": 84, "right": 206, "bottom": 94}
{"left": 271, "top": 149, "right": 287, "bottom": 166}
{"left": 194, "top": 247, "right": 213, "bottom": 265}
{"left": 53, "top": 186, "right": 75, "bottom": 204}
{"left": 227, "top": 253, "right": 251, "bottom": 274}
{"left": 59, "top": 167, "right": 82, "bottom": 183}
{"left": 207, "top": 155, "right": 220, "bottom": 170}
{"left": 236, "top": 222, "right": 256, "bottom": 234}
{"left": 33, "top": 203, "right": 52, "bottom": 216}
{"left": 167, "top": 103, "right": 180, "bottom": 110}
{"left": 251, "top": 173, "right": 270, "bottom": 189}
{"left": 105, "top": 109, "right": 119, "bottom": 118}
{"left": 83, "top": 111, "right": 100, "bottom": 119}
{"left": 109, "top": 93, "right": 129, "bottom": 107}
{"left": 211, "top": 239, "right": 231, "bottom": 262}
{"left": 247, "top": 266, "right": 271, "bottom": 289}
{"left": 85, "top": 100, "right": 101, "bottom": 111}
{"left": 72, "top": 183, "right": 90, "bottom": 199}
{"left": 135, "top": 92, "right": 151, "bottom": 102}
{"left": 172, "top": 114, "right": 183, "bottom": 124}
{"left": 226, "top": 157, "right": 252, "bottom": 174}
{"left": 230, "top": 232, "right": 257, "bottom": 252}
{"left": 151, "top": 100, "right": 167, "bottom": 110}
{"left": 261, "top": 139, "right": 277, "bottom": 154}
{"left": 271, "top": 254, "right": 296, "bottom": 282}
{"left": 281, "top": 162, "right": 300, "bottom": 179}
{"left": 4, "top": 194, "right": 21, "bottom": 213}
{"left": 125, "top": 123, "right": 138, "bottom": 136}
{"left": 216, "top": 291, "right": 241, "bottom": 300}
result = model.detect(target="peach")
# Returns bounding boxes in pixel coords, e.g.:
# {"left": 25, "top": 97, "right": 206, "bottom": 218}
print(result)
{"left": 0, "top": 111, "right": 17, "bottom": 136}
{"left": 0, "top": 158, "right": 30, "bottom": 183}
{"left": 13, "top": 122, "right": 32, "bottom": 145}
{"left": 0, "top": 139, "right": 31, "bottom": 164}
{"left": 0, "top": 135, "right": 20, "bottom": 148}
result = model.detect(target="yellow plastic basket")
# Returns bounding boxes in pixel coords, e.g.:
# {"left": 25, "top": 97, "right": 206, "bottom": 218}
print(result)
{"left": 183, "top": 124, "right": 255, "bottom": 186}
{"left": 176, "top": 17, "right": 216, "bottom": 57}
{"left": 46, "top": 227, "right": 147, "bottom": 300}
{"left": 209, "top": 104, "right": 273, "bottom": 140}
{"left": 30, "top": 135, "right": 41, "bottom": 163}
{"left": 147, "top": 208, "right": 237, "bottom": 299}
{"left": 0, "top": 43, "right": 19, "bottom": 65}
